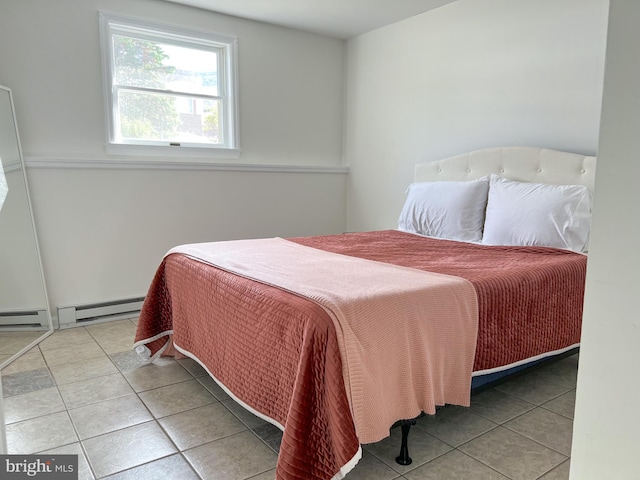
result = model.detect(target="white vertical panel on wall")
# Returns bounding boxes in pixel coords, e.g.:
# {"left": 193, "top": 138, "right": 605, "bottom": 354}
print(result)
{"left": 571, "top": 1, "right": 640, "bottom": 478}
{"left": 344, "top": 0, "right": 608, "bottom": 232}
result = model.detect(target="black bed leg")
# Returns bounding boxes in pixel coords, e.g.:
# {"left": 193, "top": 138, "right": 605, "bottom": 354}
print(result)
{"left": 395, "top": 419, "right": 416, "bottom": 465}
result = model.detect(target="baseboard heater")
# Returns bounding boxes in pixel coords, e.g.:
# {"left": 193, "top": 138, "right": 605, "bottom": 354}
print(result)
{"left": 58, "top": 296, "right": 145, "bottom": 328}
{"left": 0, "top": 309, "right": 50, "bottom": 329}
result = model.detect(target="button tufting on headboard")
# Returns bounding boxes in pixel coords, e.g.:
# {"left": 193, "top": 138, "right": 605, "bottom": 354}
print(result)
{"left": 414, "top": 147, "right": 596, "bottom": 193}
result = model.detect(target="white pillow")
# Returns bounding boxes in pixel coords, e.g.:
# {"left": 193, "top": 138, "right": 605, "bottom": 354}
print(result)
{"left": 398, "top": 178, "right": 490, "bottom": 242}
{"left": 482, "top": 175, "right": 591, "bottom": 252}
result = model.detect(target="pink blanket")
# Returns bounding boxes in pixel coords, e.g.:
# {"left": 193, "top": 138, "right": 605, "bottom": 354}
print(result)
{"left": 170, "top": 237, "right": 478, "bottom": 443}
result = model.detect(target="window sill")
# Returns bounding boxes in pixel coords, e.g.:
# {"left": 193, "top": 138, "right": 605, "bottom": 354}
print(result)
{"left": 105, "top": 142, "right": 241, "bottom": 159}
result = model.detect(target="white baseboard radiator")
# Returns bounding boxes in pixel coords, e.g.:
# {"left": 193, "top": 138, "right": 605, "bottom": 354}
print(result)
{"left": 58, "top": 296, "right": 145, "bottom": 328}
{"left": 0, "top": 309, "right": 50, "bottom": 329}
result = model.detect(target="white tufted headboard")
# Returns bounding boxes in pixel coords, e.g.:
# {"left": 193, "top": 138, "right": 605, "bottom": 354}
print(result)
{"left": 414, "top": 147, "right": 596, "bottom": 193}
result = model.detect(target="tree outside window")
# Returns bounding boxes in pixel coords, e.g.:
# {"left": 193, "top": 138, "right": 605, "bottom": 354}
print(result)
{"left": 100, "top": 13, "right": 238, "bottom": 156}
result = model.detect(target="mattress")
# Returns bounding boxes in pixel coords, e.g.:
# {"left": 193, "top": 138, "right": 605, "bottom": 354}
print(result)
{"left": 135, "top": 229, "right": 586, "bottom": 480}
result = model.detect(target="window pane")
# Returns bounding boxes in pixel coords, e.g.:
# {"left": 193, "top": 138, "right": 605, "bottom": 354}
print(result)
{"left": 101, "top": 13, "right": 238, "bottom": 153}
{"left": 113, "top": 35, "right": 218, "bottom": 96}
{"left": 117, "top": 90, "right": 222, "bottom": 144}
{"left": 200, "top": 100, "right": 223, "bottom": 144}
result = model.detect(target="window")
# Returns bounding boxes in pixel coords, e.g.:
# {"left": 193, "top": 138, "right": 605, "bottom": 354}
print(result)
{"left": 99, "top": 13, "right": 239, "bottom": 157}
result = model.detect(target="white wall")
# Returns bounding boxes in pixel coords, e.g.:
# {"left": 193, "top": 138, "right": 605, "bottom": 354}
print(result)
{"left": 0, "top": 0, "right": 347, "bottom": 312}
{"left": 344, "top": 0, "right": 609, "bottom": 232}
{"left": 2, "top": 0, "right": 345, "bottom": 167}
{"left": 570, "top": 1, "right": 640, "bottom": 477}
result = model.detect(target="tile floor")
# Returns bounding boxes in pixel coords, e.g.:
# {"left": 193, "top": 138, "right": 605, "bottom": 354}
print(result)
{"left": 1, "top": 317, "right": 577, "bottom": 480}
{"left": 0, "top": 330, "right": 47, "bottom": 365}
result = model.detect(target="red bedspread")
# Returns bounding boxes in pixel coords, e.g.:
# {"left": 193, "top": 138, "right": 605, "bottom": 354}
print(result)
{"left": 135, "top": 230, "right": 586, "bottom": 480}
{"left": 291, "top": 231, "right": 586, "bottom": 372}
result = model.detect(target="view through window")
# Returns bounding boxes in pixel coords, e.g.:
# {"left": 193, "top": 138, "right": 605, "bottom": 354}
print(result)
{"left": 100, "top": 13, "right": 238, "bottom": 155}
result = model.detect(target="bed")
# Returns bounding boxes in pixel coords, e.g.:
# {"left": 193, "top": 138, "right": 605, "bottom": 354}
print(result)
{"left": 134, "top": 146, "right": 594, "bottom": 480}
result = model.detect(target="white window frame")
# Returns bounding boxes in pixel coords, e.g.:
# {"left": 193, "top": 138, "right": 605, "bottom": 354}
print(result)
{"left": 99, "top": 12, "right": 240, "bottom": 159}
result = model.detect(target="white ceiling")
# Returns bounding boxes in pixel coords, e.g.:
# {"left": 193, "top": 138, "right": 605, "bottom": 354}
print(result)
{"left": 162, "top": 0, "right": 458, "bottom": 39}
